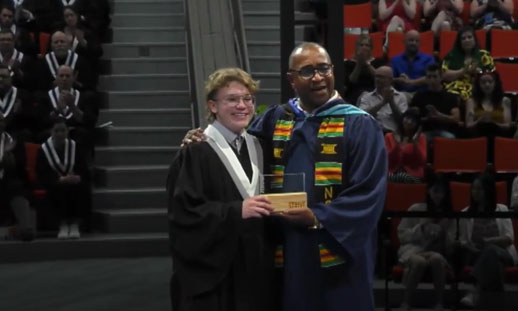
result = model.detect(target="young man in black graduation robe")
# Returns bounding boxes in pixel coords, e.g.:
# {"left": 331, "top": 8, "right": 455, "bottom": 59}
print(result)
{"left": 167, "top": 134, "right": 276, "bottom": 311}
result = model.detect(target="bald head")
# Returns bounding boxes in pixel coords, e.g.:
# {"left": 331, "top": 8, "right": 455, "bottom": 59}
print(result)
{"left": 404, "top": 30, "right": 420, "bottom": 56}
{"left": 374, "top": 66, "right": 393, "bottom": 89}
{"left": 288, "top": 42, "right": 331, "bottom": 69}
{"left": 51, "top": 31, "right": 70, "bottom": 57}
{"left": 56, "top": 65, "right": 75, "bottom": 89}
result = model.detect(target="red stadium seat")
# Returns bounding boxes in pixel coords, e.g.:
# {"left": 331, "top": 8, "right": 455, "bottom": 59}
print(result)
{"left": 495, "top": 62, "right": 518, "bottom": 94}
{"left": 450, "top": 181, "right": 508, "bottom": 211}
{"left": 343, "top": 2, "right": 372, "bottom": 29}
{"left": 461, "top": 1, "right": 471, "bottom": 25}
{"left": 494, "top": 137, "right": 518, "bottom": 173}
{"left": 433, "top": 137, "right": 487, "bottom": 173}
{"left": 439, "top": 30, "right": 457, "bottom": 59}
{"left": 475, "top": 29, "right": 487, "bottom": 50}
{"left": 491, "top": 29, "right": 518, "bottom": 59}
{"left": 24, "top": 143, "right": 47, "bottom": 200}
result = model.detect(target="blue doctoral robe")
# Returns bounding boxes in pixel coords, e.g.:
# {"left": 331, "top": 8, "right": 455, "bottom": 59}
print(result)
{"left": 248, "top": 97, "right": 387, "bottom": 311}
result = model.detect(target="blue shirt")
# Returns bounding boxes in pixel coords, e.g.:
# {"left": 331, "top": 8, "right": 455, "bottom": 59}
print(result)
{"left": 390, "top": 51, "right": 435, "bottom": 93}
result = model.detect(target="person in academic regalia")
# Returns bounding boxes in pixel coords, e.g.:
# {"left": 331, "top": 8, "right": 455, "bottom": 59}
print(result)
{"left": 182, "top": 43, "right": 388, "bottom": 311}
{"left": 36, "top": 30, "right": 94, "bottom": 91}
{"left": 0, "top": 5, "right": 37, "bottom": 56}
{"left": 167, "top": 68, "right": 276, "bottom": 311}
{"left": 247, "top": 42, "right": 388, "bottom": 311}
{"left": 0, "top": 29, "right": 36, "bottom": 90}
{"left": 36, "top": 117, "right": 89, "bottom": 239}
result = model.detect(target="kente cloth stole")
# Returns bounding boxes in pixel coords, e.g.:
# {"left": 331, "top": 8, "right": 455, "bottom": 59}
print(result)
{"left": 45, "top": 51, "right": 78, "bottom": 78}
{"left": 41, "top": 137, "right": 76, "bottom": 176}
{"left": 0, "top": 87, "right": 17, "bottom": 117}
{"left": 271, "top": 105, "right": 346, "bottom": 268}
{"left": 0, "top": 132, "right": 13, "bottom": 179}
{"left": 48, "top": 87, "right": 80, "bottom": 119}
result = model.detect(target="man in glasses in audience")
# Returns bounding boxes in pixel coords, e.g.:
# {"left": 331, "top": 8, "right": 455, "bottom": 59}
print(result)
{"left": 181, "top": 42, "right": 387, "bottom": 311}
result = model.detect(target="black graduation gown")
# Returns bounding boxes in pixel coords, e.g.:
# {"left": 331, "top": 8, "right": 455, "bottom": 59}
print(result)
{"left": 167, "top": 141, "right": 275, "bottom": 311}
{"left": 36, "top": 51, "right": 95, "bottom": 91}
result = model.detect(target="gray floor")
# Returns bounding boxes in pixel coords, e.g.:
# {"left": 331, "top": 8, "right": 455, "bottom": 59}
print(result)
{"left": 0, "top": 257, "right": 171, "bottom": 311}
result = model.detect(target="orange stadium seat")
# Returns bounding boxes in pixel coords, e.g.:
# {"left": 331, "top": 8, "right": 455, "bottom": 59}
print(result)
{"left": 433, "top": 137, "right": 487, "bottom": 173}
{"left": 491, "top": 29, "right": 518, "bottom": 59}
{"left": 494, "top": 137, "right": 518, "bottom": 173}
{"left": 495, "top": 62, "right": 518, "bottom": 94}
{"left": 343, "top": 2, "right": 372, "bottom": 29}
{"left": 343, "top": 32, "right": 383, "bottom": 60}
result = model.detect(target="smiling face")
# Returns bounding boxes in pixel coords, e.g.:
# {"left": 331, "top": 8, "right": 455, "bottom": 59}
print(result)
{"left": 207, "top": 81, "right": 254, "bottom": 134}
{"left": 287, "top": 45, "right": 334, "bottom": 111}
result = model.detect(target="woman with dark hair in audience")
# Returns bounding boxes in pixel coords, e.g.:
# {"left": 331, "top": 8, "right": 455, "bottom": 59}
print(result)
{"left": 397, "top": 173, "right": 455, "bottom": 311}
{"left": 458, "top": 171, "right": 518, "bottom": 307}
{"left": 36, "top": 117, "right": 89, "bottom": 239}
{"left": 471, "top": 0, "right": 514, "bottom": 30}
{"left": 344, "top": 34, "right": 386, "bottom": 105}
{"left": 442, "top": 26, "right": 495, "bottom": 102}
{"left": 385, "top": 108, "right": 427, "bottom": 183}
{"left": 466, "top": 69, "right": 512, "bottom": 137}
{"left": 59, "top": 6, "right": 102, "bottom": 63}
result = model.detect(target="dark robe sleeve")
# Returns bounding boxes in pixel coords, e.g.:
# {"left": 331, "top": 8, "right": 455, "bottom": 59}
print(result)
{"left": 36, "top": 145, "right": 59, "bottom": 188}
{"left": 167, "top": 143, "right": 244, "bottom": 296}
{"left": 312, "top": 114, "right": 387, "bottom": 261}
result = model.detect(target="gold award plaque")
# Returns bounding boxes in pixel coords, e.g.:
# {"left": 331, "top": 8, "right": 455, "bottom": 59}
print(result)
{"left": 263, "top": 192, "right": 307, "bottom": 213}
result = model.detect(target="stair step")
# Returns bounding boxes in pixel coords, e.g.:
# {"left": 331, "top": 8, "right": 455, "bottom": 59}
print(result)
{"left": 243, "top": 11, "right": 280, "bottom": 26}
{"left": 112, "top": 27, "right": 185, "bottom": 43}
{"left": 95, "top": 146, "right": 178, "bottom": 166}
{"left": 93, "top": 187, "right": 167, "bottom": 209}
{"left": 112, "top": 13, "right": 184, "bottom": 27}
{"left": 101, "top": 57, "right": 187, "bottom": 74}
{"left": 250, "top": 56, "right": 280, "bottom": 73}
{"left": 92, "top": 208, "right": 167, "bottom": 233}
{"left": 98, "top": 108, "right": 191, "bottom": 127}
{"left": 95, "top": 165, "right": 170, "bottom": 188}
{"left": 98, "top": 126, "right": 189, "bottom": 147}
{"left": 0, "top": 233, "right": 169, "bottom": 263}
{"left": 245, "top": 25, "right": 304, "bottom": 41}
{"left": 242, "top": 0, "right": 279, "bottom": 11}
{"left": 250, "top": 72, "right": 280, "bottom": 89}
{"left": 255, "top": 88, "right": 281, "bottom": 106}
{"left": 100, "top": 90, "right": 190, "bottom": 109}
{"left": 103, "top": 42, "right": 186, "bottom": 58}
{"left": 99, "top": 73, "right": 189, "bottom": 91}
{"left": 114, "top": 0, "right": 183, "bottom": 14}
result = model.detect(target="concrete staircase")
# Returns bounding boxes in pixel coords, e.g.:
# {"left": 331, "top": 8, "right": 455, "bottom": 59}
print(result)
{"left": 242, "top": 0, "right": 304, "bottom": 106}
{"left": 93, "top": 0, "right": 191, "bottom": 234}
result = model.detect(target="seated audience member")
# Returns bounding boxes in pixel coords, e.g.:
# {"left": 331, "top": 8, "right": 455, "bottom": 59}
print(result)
{"left": 37, "top": 30, "right": 94, "bottom": 91}
{"left": 0, "top": 113, "right": 35, "bottom": 241}
{"left": 379, "top": 0, "right": 417, "bottom": 36}
{"left": 424, "top": 0, "right": 464, "bottom": 36}
{"left": 458, "top": 171, "right": 518, "bottom": 307}
{"left": 471, "top": 0, "right": 514, "bottom": 30}
{"left": 411, "top": 64, "right": 460, "bottom": 140}
{"left": 397, "top": 173, "right": 455, "bottom": 311}
{"left": 391, "top": 30, "right": 436, "bottom": 94}
{"left": 442, "top": 26, "right": 495, "bottom": 102}
{"left": 36, "top": 117, "right": 89, "bottom": 239}
{"left": 0, "top": 63, "right": 33, "bottom": 142}
{"left": 40, "top": 65, "right": 97, "bottom": 153}
{"left": 386, "top": 108, "right": 427, "bottom": 183}
{"left": 59, "top": 6, "right": 102, "bottom": 63}
{"left": 465, "top": 70, "right": 512, "bottom": 137}
{"left": 83, "top": 0, "right": 110, "bottom": 39}
{"left": 359, "top": 66, "right": 408, "bottom": 133}
{"left": 511, "top": 175, "right": 518, "bottom": 211}
{"left": 0, "top": 29, "right": 36, "bottom": 89}
{"left": 344, "top": 34, "right": 386, "bottom": 105}
{"left": 0, "top": 5, "right": 36, "bottom": 55}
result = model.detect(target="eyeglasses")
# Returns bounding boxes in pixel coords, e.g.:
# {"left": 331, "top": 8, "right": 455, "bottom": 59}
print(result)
{"left": 289, "top": 63, "right": 333, "bottom": 80}
{"left": 215, "top": 94, "right": 255, "bottom": 107}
